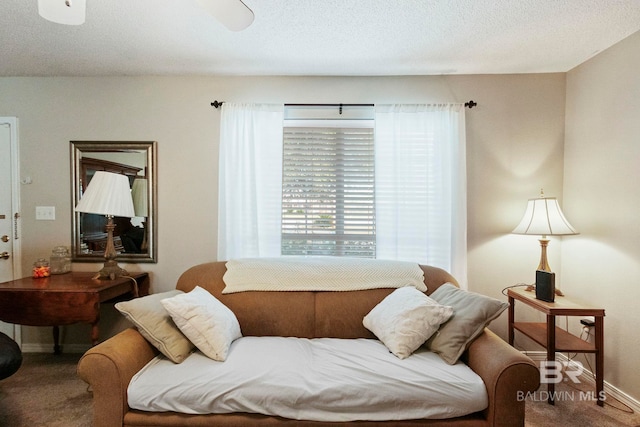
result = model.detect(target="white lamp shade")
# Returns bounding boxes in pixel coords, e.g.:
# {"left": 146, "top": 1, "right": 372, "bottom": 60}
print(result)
{"left": 131, "top": 178, "right": 148, "bottom": 217}
{"left": 38, "top": 0, "right": 86, "bottom": 25}
{"left": 195, "top": 0, "right": 254, "bottom": 31}
{"left": 75, "top": 171, "right": 135, "bottom": 218}
{"left": 512, "top": 197, "right": 578, "bottom": 236}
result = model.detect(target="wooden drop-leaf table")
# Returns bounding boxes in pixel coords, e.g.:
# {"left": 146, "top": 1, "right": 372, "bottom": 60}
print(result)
{"left": 0, "top": 271, "right": 149, "bottom": 354}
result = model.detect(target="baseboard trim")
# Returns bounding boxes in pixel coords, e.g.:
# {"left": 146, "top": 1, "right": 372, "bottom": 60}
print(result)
{"left": 522, "top": 350, "right": 640, "bottom": 413}
{"left": 21, "top": 343, "right": 90, "bottom": 354}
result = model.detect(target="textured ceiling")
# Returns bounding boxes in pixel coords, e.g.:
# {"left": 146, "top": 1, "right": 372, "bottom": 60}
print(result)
{"left": 1, "top": 0, "right": 640, "bottom": 77}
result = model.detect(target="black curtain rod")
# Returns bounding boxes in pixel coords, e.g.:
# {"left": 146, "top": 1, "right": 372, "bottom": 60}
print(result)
{"left": 210, "top": 100, "right": 478, "bottom": 109}
{"left": 285, "top": 103, "right": 374, "bottom": 107}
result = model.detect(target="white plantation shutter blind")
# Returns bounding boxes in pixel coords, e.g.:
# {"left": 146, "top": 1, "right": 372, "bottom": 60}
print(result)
{"left": 282, "top": 124, "right": 376, "bottom": 257}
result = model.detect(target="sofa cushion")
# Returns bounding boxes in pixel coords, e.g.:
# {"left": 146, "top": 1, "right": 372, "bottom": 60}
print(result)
{"left": 426, "top": 283, "right": 509, "bottom": 364}
{"left": 363, "top": 287, "right": 453, "bottom": 359}
{"left": 128, "top": 337, "right": 489, "bottom": 421}
{"left": 161, "top": 286, "right": 242, "bottom": 362}
{"left": 115, "top": 290, "right": 195, "bottom": 363}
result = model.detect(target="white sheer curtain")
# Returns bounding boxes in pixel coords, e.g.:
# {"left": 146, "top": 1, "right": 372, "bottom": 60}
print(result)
{"left": 374, "top": 104, "right": 467, "bottom": 287}
{"left": 217, "top": 103, "right": 285, "bottom": 260}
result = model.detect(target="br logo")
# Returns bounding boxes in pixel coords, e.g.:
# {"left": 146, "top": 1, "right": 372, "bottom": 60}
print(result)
{"left": 540, "top": 361, "right": 584, "bottom": 384}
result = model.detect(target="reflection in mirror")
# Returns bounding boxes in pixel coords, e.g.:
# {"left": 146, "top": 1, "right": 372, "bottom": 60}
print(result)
{"left": 71, "top": 141, "right": 157, "bottom": 263}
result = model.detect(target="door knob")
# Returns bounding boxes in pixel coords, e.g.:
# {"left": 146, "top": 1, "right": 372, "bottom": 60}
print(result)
{"left": 1, "top": 235, "right": 8, "bottom": 242}
{"left": 0, "top": 252, "right": 9, "bottom": 259}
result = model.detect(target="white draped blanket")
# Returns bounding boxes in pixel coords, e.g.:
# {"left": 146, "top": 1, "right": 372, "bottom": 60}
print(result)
{"left": 222, "top": 257, "right": 426, "bottom": 294}
{"left": 128, "top": 337, "right": 488, "bottom": 421}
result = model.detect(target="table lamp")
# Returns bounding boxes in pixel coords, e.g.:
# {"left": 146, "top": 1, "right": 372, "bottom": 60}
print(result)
{"left": 512, "top": 189, "right": 578, "bottom": 293}
{"left": 75, "top": 171, "right": 135, "bottom": 280}
{"left": 131, "top": 178, "right": 148, "bottom": 251}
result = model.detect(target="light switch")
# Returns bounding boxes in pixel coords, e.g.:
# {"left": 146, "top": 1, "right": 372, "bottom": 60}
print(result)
{"left": 36, "top": 206, "right": 56, "bottom": 220}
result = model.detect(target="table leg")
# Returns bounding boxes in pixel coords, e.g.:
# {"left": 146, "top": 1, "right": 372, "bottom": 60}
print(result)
{"left": 52, "top": 326, "right": 61, "bottom": 355}
{"left": 508, "top": 296, "right": 515, "bottom": 346}
{"left": 90, "top": 322, "right": 99, "bottom": 346}
{"left": 547, "top": 314, "right": 556, "bottom": 405}
{"left": 595, "top": 316, "right": 604, "bottom": 406}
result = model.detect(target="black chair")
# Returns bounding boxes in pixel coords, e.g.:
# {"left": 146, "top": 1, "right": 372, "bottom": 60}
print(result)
{"left": 0, "top": 331, "right": 22, "bottom": 380}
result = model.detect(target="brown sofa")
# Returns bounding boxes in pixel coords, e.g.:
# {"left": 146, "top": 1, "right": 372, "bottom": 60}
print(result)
{"left": 78, "top": 261, "right": 539, "bottom": 427}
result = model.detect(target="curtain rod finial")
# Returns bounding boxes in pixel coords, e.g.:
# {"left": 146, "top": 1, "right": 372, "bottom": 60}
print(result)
{"left": 211, "top": 100, "right": 224, "bottom": 108}
{"left": 465, "top": 100, "right": 477, "bottom": 109}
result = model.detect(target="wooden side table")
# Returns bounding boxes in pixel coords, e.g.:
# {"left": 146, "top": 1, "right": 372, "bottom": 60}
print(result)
{"left": 507, "top": 287, "right": 605, "bottom": 406}
{"left": 0, "top": 271, "right": 149, "bottom": 353}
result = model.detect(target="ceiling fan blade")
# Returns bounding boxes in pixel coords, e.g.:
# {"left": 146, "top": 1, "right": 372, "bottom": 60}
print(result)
{"left": 38, "top": 0, "right": 86, "bottom": 25}
{"left": 195, "top": 0, "right": 254, "bottom": 31}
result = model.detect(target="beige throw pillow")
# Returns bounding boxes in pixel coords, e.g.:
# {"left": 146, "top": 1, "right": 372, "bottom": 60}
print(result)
{"left": 115, "top": 290, "right": 195, "bottom": 363}
{"left": 363, "top": 286, "right": 453, "bottom": 359}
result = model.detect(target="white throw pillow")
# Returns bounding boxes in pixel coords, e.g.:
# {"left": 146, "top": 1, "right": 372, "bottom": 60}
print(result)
{"left": 161, "top": 286, "right": 242, "bottom": 362}
{"left": 363, "top": 287, "right": 453, "bottom": 359}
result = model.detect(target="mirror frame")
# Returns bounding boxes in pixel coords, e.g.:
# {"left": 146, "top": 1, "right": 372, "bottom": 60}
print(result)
{"left": 70, "top": 141, "right": 158, "bottom": 263}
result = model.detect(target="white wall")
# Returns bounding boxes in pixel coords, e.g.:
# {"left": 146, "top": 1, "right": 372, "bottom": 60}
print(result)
{"left": 563, "top": 31, "right": 640, "bottom": 400}
{"left": 0, "top": 74, "right": 565, "bottom": 354}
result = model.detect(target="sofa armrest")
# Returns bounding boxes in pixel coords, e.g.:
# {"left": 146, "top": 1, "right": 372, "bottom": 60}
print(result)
{"left": 77, "top": 328, "right": 158, "bottom": 427}
{"left": 465, "top": 328, "right": 540, "bottom": 427}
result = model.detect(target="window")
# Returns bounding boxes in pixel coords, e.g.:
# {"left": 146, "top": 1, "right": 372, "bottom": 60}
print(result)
{"left": 218, "top": 103, "right": 466, "bottom": 286}
{"left": 281, "top": 123, "right": 375, "bottom": 257}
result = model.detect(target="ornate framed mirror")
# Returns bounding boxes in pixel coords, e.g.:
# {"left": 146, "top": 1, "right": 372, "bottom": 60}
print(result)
{"left": 70, "top": 141, "right": 157, "bottom": 263}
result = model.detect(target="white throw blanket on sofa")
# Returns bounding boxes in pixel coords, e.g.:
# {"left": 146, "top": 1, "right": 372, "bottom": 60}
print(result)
{"left": 128, "top": 337, "right": 488, "bottom": 421}
{"left": 222, "top": 257, "right": 426, "bottom": 293}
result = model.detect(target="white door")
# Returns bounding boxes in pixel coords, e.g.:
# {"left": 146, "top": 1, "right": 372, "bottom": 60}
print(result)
{"left": 0, "top": 117, "right": 22, "bottom": 342}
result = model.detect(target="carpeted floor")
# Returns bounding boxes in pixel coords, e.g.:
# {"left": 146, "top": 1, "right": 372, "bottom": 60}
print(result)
{"left": 525, "top": 382, "right": 640, "bottom": 427}
{"left": 0, "top": 353, "right": 91, "bottom": 427}
{"left": 1, "top": 352, "right": 639, "bottom": 426}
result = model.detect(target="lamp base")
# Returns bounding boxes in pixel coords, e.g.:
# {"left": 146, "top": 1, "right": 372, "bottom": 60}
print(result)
{"left": 94, "top": 260, "right": 129, "bottom": 280}
{"left": 92, "top": 215, "right": 129, "bottom": 280}
{"left": 527, "top": 237, "right": 564, "bottom": 296}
